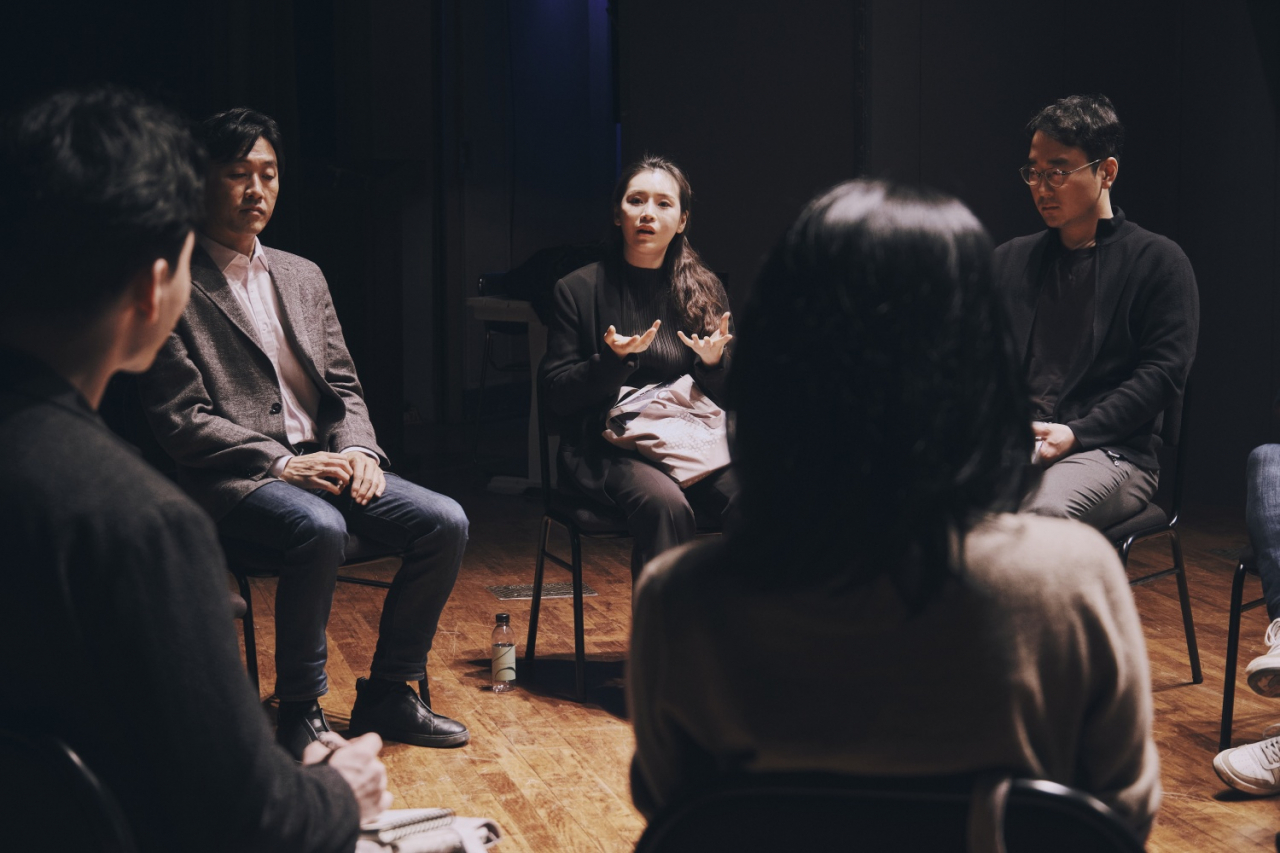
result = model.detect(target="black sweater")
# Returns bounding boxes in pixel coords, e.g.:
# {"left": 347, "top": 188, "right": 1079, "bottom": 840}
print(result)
{"left": 541, "top": 260, "right": 730, "bottom": 500}
{"left": 993, "top": 208, "right": 1199, "bottom": 470}
{"left": 0, "top": 348, "right": 359, "bottom": 853}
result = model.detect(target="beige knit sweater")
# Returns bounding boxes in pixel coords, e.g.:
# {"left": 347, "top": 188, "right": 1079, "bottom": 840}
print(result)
{"left": 627, "top": 512, "right": 1160, "bottom": 838}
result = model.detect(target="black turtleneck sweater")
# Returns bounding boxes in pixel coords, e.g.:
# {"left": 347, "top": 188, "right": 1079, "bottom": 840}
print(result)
{"left": 617, "top": 263, "right": 693, "bottom": 387}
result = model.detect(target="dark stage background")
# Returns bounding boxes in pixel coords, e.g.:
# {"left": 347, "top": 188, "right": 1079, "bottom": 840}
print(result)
{"left": 2, "top": 0, "right": 1277, "bottom": 508}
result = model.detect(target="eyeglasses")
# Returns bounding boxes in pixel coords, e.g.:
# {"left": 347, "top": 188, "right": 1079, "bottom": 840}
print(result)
{"left": 1019, "top": 159, "right": 1101, "bottom": 188}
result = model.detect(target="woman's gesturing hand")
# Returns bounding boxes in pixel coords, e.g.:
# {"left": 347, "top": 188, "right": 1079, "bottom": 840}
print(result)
{"left": 677, "top": 312, "right": 733, "bottom": 366}
{"left": 604, "top": 320, "right": 662, "bottom": 359}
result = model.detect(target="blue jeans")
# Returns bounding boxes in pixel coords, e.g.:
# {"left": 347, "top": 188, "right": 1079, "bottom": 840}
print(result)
{"left": 1246, "top": 445, "right": 1280, "bottom": 621}
{"left": 219, "top": 473, "right": 468, "bottom": 701}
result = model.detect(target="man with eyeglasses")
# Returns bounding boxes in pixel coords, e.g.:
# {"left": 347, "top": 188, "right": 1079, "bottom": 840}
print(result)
{"left": 994, "top": 93, "right": 1198, "bottom": 530}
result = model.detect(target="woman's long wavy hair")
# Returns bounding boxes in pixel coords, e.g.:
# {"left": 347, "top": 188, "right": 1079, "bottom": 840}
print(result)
{"left": 728, "top": 180, "right": 1032, "bottom": 610}
{"left": 610, "top": 154, "right": 725, "bottom": 335}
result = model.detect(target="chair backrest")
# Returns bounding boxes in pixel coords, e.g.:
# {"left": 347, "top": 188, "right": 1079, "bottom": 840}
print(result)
{"left": 1150, "top": 385, "right": 1189, "bottom": 522}
{"left": 633, "top": 772, "right": 1144, "bottom": 853}
{"left": 0, "top": 730, "right": 139, "bottom": 852}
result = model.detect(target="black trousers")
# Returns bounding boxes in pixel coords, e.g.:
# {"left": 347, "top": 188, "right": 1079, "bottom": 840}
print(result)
{"left": 600, "top": 455, "right": 739, "bottom": 579}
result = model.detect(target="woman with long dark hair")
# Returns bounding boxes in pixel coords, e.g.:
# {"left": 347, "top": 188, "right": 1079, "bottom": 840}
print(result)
{"left": 541, "top": 155, "right": 738, "bottom": 579}
{"left": 626, "top": 180, "right": 1160, "bottom": 838}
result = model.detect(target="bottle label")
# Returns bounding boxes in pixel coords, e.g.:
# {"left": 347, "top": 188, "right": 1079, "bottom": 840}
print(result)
{"left": 492, "top": 643, "right": 516, "bottom": 682}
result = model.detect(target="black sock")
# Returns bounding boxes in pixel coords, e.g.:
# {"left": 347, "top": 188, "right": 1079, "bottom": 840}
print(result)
{"left": 362, "top": 676, "right": 401, "bottom": 698}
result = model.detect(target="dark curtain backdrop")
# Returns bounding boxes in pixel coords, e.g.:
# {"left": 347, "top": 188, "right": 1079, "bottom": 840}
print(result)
{"left": 3, "top": 1, "right": 1277, "bottom": 506}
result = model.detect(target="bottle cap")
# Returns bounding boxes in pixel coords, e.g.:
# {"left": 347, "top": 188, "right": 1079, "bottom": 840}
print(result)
{"left": 495, "top": 613, "right": 510, "bottom": 624}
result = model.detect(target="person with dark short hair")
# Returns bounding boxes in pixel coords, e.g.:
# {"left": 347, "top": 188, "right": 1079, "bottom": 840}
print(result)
{"left": 137, "top": 107, "right": 470, "bottom": 759}
{"left": 627, "top": 180, "right": 1160, "bottom": 839}
{"left": 0, "top": 87, "right": 388, "bottom": 853}
{"left": 996, "top": 94, "right": 1199, "bottom": 529}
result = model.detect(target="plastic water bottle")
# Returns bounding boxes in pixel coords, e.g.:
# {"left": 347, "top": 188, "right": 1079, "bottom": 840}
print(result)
{"left": 491, "top": 613, "right": 516, "bottom": 692}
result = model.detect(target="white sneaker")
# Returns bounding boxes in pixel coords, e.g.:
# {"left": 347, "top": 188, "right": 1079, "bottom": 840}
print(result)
{"left": 1214, "top": 735, "right": 1280, "bottom": 796}
{"left": 1246, "top": 618, "right": 1280, "bottom": 697}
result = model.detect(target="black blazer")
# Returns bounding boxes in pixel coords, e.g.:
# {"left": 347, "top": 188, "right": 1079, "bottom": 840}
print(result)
{"left": 993, "top": 208, "right": 1199, "bottom": 470}
{"left": 540, "top": 260, "right": 730, "bottom": 501}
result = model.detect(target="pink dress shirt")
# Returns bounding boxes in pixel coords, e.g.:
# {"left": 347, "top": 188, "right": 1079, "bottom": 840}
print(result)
{"left": 198, "top": 235, "right": 376, "bottom": 476}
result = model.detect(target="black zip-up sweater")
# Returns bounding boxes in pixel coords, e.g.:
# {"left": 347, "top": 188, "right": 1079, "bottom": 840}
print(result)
{"left": 993, "top": 208, "right": 1199, "bottom": 471}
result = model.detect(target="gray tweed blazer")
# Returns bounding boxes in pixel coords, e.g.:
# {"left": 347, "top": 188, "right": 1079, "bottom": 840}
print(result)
{"left": 139, "top": 243, "right": 385, "bottom": 520}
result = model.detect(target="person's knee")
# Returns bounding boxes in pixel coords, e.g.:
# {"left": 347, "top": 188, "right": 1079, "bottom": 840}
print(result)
{"left": 435, "top": 496, "right": 469, "bottom": 542}
{"left": 287, "top": 501, "right": 347, "bottom": 563}
{"left": 1019, "top": 495, "right": 1073, "bottom": 519}
{"left": 631, "top": 486, "right": 695, "bottom": 529}
{"left": 403, "top": 494, "right": 469, "bottom": 551}
{"left": 1248, "top": 445, "right": 1280, "bottom": 484}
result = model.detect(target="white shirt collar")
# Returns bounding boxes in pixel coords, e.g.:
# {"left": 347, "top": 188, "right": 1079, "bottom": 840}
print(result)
{"left": 198, "top": 234, "right": 270, "bottom": 275}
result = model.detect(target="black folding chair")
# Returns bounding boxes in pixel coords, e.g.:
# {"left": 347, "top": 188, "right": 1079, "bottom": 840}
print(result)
{"left": 1103, "top": 391, "right": 1202, "bottom": 684}
{"left": 0, "top": 730, "right": 138, "bottom": 853}
{"left": 634, "top": 771, "right": 1145, "bottom": 853}
{"left": 1219, "top": 546, "right": 1269, "bottom": 750}
{"left": 525, "top": 389, "right": 720, "bottom": 701}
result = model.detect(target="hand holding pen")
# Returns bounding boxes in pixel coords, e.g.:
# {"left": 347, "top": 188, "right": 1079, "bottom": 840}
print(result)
{"left": 302, "top": 730, "right": 394, "bottom": 821}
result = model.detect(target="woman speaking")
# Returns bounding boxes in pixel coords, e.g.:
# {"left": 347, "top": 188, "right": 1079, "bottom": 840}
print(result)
{"left": 541, "top": 155, "right": 738, "bottom": 580}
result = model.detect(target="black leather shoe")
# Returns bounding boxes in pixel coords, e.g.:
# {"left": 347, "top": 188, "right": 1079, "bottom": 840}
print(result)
{"left": 276, "top": 699, "right": 332, "bottom": 761}
{"left": 347, "top": 677, "right": 470, "bottom": 748}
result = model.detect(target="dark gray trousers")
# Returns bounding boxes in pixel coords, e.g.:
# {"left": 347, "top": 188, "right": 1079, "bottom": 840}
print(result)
{"left": 1019, "top": 448, "right": 1158, "bottom": 531}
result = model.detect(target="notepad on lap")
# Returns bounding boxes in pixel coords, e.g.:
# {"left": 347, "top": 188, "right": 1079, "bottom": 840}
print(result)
{"left": 357, "top": 808, "right": 503, "bottom": 853}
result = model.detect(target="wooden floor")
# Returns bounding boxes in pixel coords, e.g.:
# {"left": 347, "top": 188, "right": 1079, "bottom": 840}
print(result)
{"left": 237, "top": 461, "right": 1280, "bottom": 852}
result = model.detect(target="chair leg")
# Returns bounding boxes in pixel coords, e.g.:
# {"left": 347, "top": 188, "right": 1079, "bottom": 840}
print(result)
{"left": 526, "top": 516, "right": 551, "bottom": 664}
{"left": 1168, "top": 530, "right": 1202, "bottom": 683}
{"left": 1220, "top": 559, "right": 1249, "bottom": 752}
{"left": 571, "top": 529, "right": 586, "bottom": 702}
{"left": 1118, "top": 535, "right": 1134, "bottom": 567}
{"left": 471, "top": 331, "right": 493, "bottom": 464}
{"left": 235, "top": 572, "right": 260, "bottom": 696}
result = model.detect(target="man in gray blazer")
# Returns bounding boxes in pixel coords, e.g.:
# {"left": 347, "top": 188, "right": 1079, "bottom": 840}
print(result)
{"left": 140, "top": 108, "right": 470, "bottom": 758}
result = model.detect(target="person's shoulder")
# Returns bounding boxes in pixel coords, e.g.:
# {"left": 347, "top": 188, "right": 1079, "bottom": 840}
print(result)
{"left": 6, "top": 402, "right": 207, "bottom": 533}
{"left": 634, "top": 537, "right": 729, "bottom": 603}
{"left": 964, "top": 512, "right": 1125, "bottom": 594}
{"left": 1113, "top": 218, "right": 1189, "bottom": 258}
{"left": 992, "top": 231, "right": 1049, "bottom": 283}
{"left": 262, "top": 245, "right": 324, "bottom": 279}
{"left": 993, "top": 230, "right": 1047, "bottom": 257}
{"left": 558, "top": 261, "right": 607, "bottom": 289}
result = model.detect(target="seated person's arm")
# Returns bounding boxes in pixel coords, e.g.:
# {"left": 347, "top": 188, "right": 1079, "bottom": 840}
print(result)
{"left": 139, "top": 327, "right": 293, "bottom": 478}
{"left": 102, "top": 500, "right": 363, "bottom": 851}
{"left": 314, "top": 285, "right": 385, "bottom": 461}
{"left": 1064, "top": 249, "right": 1197, "bottom": 450}
{"left": 543, "top": 278, "right": 640, "bottom": 417}
{"left": 687, "top": 304, "right": 733, "bottom": 404}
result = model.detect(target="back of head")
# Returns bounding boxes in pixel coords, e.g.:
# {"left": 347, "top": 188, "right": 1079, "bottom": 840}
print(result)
{"left": 729, "top": 180, "right": 1030, "bottom": 604}
{"left": 1026, "top": 93, "right": 1124, "bottom": 164}
{"left": 0, "top": 87, "right": 204, "bottom": 324}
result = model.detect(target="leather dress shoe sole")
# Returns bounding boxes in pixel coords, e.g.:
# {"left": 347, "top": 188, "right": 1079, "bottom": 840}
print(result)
{"left": 347, "top": 718, "right": 470, "bottom": 748}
